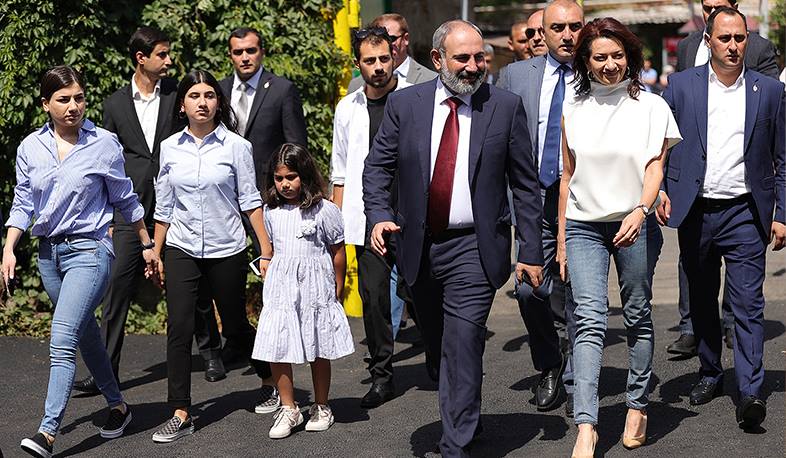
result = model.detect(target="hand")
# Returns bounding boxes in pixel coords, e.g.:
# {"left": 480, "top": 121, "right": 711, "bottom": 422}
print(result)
{"left": 614, "top": 209, "right": 646, "bottom": 248}
{"left": 142, "top": 248, "right": 160, "bottom": 282}
{"left": 336, "top": 282, "right": 344, "bottom": 303}
{"left": 108, "top": 226, "right": 114, "bottom": 239}
{"left": 516, "top": 263, "right": 543, "bottom": 289}
{"left": 2, "top": 249, "right": 16, "bottom": 289}
{"left": 154, "top": 258, "right": 165, "bottom": 289}
{"left": 370, "top": 221, "right": 401, "bottom": 256}
{"left": 655, "top": 191, "right": 671, "bottom": 226}
{"left": 258, "top": 259, "right": 270, "bottom": 278}
{"left": 771, "top": 221, "right": 786, "bottom": 251}
{"left": 556, "top": 234, "right": 568, "bottom": 282}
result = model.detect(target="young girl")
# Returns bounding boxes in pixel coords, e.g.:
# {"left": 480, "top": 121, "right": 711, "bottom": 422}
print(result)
{"left": 252, "top": 143, "right": 355, "bottom": 439}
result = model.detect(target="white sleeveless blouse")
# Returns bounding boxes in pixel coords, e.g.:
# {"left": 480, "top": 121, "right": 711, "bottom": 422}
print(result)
{"left": 563, "top": 80, "right": 682, "bottom": 222}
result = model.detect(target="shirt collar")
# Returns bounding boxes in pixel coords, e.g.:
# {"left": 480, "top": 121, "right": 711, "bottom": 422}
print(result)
{"left": 131, "top": 76, "right": 161, "bottom": 100}
{"left": 234, "top": 66, "right": 264, "bottom": 91}
{"left": 395, "top": 55, "right": 411, "bottom": 78}
{"left": 708, "top": 62, "right": 745, "bottom": 89}
{"left": 178, "top": 123, "right": 227, "bottom": 145}
{"left": 435, "top": 78, "right": 472, "bottom": 108}
{"left": 41, "top": 118, "right": 96, "bottom": 135}
{"left": 545, "top": 52, "right": 573, "bottom": 74}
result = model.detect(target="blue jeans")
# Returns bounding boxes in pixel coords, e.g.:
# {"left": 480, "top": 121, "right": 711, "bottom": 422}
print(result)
{"left": 391, "top": 265, "right": 405, "bottom": 338}
{"left": 566, "top": 216, "right": 662, "bottom": 425}
{"left": 37, "top": 237, "right": 122, "bottom": 435}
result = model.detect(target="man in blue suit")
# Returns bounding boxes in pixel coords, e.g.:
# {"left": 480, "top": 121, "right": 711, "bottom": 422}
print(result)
{"left": 363, "top": 20, "right": 544, "bottom": 457}
{"left": 661, "top": 7, "right": 785, "bottom": 430}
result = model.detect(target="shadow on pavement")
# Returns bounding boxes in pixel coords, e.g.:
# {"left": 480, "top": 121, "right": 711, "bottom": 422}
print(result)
{"left": 659, "top": 368, "right": 785, "bottom": 405}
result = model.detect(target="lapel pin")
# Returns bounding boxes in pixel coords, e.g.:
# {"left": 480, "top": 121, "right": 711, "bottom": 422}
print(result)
{"left": 264, "top": 81, "right": 270, "bottom": 89}
{"left": 753, "top": 85, "right": 758, "bottom": 92}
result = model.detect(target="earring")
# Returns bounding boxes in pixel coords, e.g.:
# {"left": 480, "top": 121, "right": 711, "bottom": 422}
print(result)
{"left": 625, "top": 67, "right": 631, "bottom": 78}
{"left": 178, "top": 109, "right": 186, "bottom": 119}
{"left": 588, "top": 72, "right": 596, "bottom": 82}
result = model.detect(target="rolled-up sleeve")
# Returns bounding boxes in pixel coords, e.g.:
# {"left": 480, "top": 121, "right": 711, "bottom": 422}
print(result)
{"left": 330, "top": 102, "right": 348, "bottom": 185}
{"left": 235, "top": 141, "right": 262, "bottom": 212}
{"left": 6, "top": 143, "right": 34, "bottom": 231}
{"left": 104, "top": 139, "right": 144, "bottom": 224}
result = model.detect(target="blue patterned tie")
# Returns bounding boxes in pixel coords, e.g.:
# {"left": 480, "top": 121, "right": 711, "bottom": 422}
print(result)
{"left": 539, "top": 64, "right": 569, "bottom": 188}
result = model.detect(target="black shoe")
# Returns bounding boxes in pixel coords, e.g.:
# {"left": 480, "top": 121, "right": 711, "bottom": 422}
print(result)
{"left": 204, "top": 358, "right": 226, "bottom": 382}
{"left": 360, "top": 381, "right": 395, "bottom": 408}
{"left": 666, "top": 334, "right": 698, "bottom": 357}
{"left": 535, "top": 365, "right": 564, "bottom": 411}
{"left": 73, "top": 375, "right": 100, "bottom": 395}
{"left": 99, "top": 404, "right": 132, "bottom": 438}
{"left": 221, "top": 345, "right": 248, "bottom": 366}
{"left": 689, "top": 378, "right": 723, "bottom": 405}
{"left": 724, "top": 328, "right": 734, "bottom": 350}
{"left": 565, "top": 392, "right": 574, "bottom": 418}
{"left": 21, "top": 432, "right": 53, "bottom": 458}
{"left": 736, "top": 396, "right": 766, "bottom": 430}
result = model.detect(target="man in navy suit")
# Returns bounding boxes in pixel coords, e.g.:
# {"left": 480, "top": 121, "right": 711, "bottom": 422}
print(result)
{"left": 661, "top": 7, "right": 785, "bottom": 430}
{"left": 363, "top": 20, "right": 544, "bottom": 457}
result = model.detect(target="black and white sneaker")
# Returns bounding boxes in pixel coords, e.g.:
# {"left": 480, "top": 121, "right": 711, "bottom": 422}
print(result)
{"left": 152, "top": 415, "right": 194, "bottom": 443}
{"left": 21, "top": 432, "right": 53, "bottom": 458}
{"left": 254, "top": 385, "right": 281, "bottom": 414}
{"left": 100, "top": 404, "right": 132, "bottom": 438}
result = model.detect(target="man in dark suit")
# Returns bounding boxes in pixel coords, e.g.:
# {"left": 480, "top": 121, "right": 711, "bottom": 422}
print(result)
{"left": 218, "top": 27, "right": 307, "bottom": 415}
{"left": 363, "top": 20, "right": 543, "bottom": 457}
{"left": 73, "top": 27, "right": 225, "bottom": 394}
{"left": 496, "top": 0, "right": 583, "bottom": 417}
{"left": 661, "top": 8, "right": 785, "bottom": 430}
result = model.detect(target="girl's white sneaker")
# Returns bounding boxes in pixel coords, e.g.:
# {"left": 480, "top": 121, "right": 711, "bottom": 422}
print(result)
{"left": 305, "top": 404, "right": 335, "bottom": 432}
{"left": 268, "top": 405, "right": 303, "bottom": 439}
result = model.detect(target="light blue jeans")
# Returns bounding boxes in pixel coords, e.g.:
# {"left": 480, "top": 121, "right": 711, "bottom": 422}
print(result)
{"left": 566, "top": 216, "right": 662, "bottom": 425}
{"left": 391, "top": 265, "right": 405, "bottom": 338}
{"left": 37, "top": 237, "right": 122, "bottom": 436}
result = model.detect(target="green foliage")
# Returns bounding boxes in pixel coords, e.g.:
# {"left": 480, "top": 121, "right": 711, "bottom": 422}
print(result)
{"left": 770, "top": 0, "right": 786, "bottom": 60}
{"left": 0, "top": 0, "right": 347, "bottom": 335}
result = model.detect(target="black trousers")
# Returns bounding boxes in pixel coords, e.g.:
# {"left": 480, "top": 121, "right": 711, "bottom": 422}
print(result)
{"left": 164, "top": 246, "right": 271, "bottom": 408}
{"left": 99, "top": 226, "right": 221, "bottom": 379}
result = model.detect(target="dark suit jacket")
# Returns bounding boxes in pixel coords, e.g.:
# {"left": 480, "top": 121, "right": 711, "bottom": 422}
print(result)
{"left": 662, "top": 65, "right": 786, "bottom": 236}
{"left": 219, "top": 70, "right": 308, "bottom": 190}
{"left": 102, "top": 77, "right": 181, "bottom": 226}
{"left": 676, "top": 30, "right": 779, "bottom": 79}
{"left": 362, "top": 79, "right": 544, "bottom": 289}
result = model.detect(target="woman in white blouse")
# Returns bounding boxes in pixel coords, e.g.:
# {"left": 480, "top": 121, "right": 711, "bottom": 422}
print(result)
{"left": 556, "top": 18, "right": 681, "bottom": 457}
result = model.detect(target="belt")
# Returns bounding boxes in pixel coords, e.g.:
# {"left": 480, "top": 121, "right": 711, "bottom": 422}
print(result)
{"left": 47, "top": 234, "right": 96, "bottom": 245}
{"left": 427, "top": 227, "right": 475, "bottom": 243}
{"left": 697, "top": 194, "right": 750, "bottom": 211}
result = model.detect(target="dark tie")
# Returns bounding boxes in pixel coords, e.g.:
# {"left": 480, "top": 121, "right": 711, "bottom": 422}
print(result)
{"left": 539, "top": 64, "right": 569, "bottom": 188}
{"left": 427, "top": 97, "right": 462, "bottom": 235}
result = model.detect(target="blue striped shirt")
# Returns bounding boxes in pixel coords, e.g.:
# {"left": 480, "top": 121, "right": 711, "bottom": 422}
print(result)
{"left": 6, "top": 120, "right": 145, "bottom": 255}
{"left": 154, "top": 123, "right": 262, "bottom": 258}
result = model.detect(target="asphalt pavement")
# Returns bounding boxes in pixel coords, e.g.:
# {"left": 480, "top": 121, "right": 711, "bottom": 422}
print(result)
{"left": 0, "top": 228, "right": 784, "bottom": 457}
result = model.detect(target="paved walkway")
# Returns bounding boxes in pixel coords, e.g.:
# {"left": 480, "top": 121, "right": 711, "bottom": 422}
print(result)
{"left": 1, "top": 229, "right": 784, "bottom": 457}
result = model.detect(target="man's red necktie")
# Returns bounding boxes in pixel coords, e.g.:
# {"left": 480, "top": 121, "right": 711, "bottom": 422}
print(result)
{"left": 427, "top": 96, "right": 462, "bottom": 234}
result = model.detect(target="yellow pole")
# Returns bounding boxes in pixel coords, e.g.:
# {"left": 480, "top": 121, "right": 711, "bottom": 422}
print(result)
{"left": 333, "top": 1, "right": 353, "bottom": 98}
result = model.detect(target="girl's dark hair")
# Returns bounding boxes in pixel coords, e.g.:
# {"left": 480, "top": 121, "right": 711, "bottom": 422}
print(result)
{"left": 174, "top": 69, "right": 237, "bottom": 132}
{"left": 40, "top": 65, "right": 85, "bottom": 102}
{"left": 263, "top": 143, "right": 326, "bottom": 209}
{"left": 572, "top": 17, "right": 644, "bottom": 100}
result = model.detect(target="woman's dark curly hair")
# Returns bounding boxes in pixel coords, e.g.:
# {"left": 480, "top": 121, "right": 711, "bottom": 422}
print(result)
{"left": 572, "top": 17, "right": 644, "bottom": 100}
{"left": 262, "top": 143, "right": 326, "bottom": 209}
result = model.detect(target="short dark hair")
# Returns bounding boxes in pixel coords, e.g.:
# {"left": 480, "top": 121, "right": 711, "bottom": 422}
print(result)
{"left": 174, "top": 69, "right": 237, "bottom": 133}
{"left": 706, "top": 7, "right": 747, "bottom": 38}
{"left": 572, "top": 17, "right": 644, "bottom": 99}
{"left": 352, "top": 27, "right": 393, "bottom": 60}
{"left": 40, "top": 65, "right": 85, "bottom": 102}
{"left": 128, "top": 27, "right": 170, "bottom": 67}
{"left": 263, "top": 143, "right": 326, "bottom": 210}
{"left": 229, "top": 27, "right": 264, "bottom": 50}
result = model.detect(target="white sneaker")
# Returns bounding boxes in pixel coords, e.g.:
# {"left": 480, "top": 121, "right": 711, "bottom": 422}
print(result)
{"left": 268, "top": 405, "right": 303, "bottom": 439}
{"left": 305, "top": 404, "right": 335, "bottom": 432}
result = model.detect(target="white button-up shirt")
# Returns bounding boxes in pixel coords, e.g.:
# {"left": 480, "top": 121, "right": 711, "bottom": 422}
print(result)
{"left": 131, "top": 77, "right": 161, "bottom": 152}
{"left": 430, "top": 79, "right": 473, "bottom": 228}
{"left": 703, "top": 64, "right": 749, "bottom": 199}
{"left": 330, "top": 78, "right": 411, "bottom": 245}
{"left": 539, "top": 53, "right": 575, "bottom": 174}
{"left": 230, "top": 67, "right": 263, "bottom": 127}
{"left": 395, "top": 55, "right": 411, "bottom": 80}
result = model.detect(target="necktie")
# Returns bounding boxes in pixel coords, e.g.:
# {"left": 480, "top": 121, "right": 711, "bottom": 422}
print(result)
{"left": 539, "top": 64, "right": 569, "bottom": 188}
{"left": 236, "top": 82, "right": 249, "bottom": 136}
{"left": 427, "top": 97, "right": 462, "bottom": 235}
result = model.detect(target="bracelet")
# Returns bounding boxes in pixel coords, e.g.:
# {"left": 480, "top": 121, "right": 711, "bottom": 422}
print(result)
{"left": 260, "top": 257, "right": 272, "bottom": 261}
{"left": 633, "top": 204, "right": 648, "bottom": 216}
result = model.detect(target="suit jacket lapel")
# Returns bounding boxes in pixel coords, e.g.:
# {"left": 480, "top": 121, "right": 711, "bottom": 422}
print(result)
{"left": 694, "top": 65, "right": 709, "bottom": 154}
{"left": 687, "top": 33, "right": 702, "bottom": 66}
{"left": 469, "top": 84, "right": 495, "bottom": 186}
{"left": 527, "top": 57, "right": 546, "bottom": 160}
{"left": 122, "top": 86, "right": 151, "bottom": 156}
{"left": 743, "top": 71, "right": 761, "bottom": 154}
{"left": 417, "top": 80, "right": 437, "bottom": 190}
{"left": 245, "top": 71, "right": 274, "bottom": 136}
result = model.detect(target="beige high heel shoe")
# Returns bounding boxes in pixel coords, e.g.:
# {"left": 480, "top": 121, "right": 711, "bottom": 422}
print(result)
{"left": 622, "top": 409, "right": 648, "bottom": 449}
{"left": 571, "top": 427, "right": 598, "bottom": 458}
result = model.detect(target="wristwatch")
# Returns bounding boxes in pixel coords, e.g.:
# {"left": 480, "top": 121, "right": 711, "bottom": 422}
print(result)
{"left": 634, "top": 204, "right": 649, "bottom": 216}
{"left": 141, "top": 240, "right": 155, "bottom": 250}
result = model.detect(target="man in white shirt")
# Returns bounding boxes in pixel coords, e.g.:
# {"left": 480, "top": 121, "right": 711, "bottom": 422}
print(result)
{"left": 661, "top": 8, "right": 786, "bottom": 430}
{"left": 346, "top": 14, "right": 436, "bottom": 93}
{"left": 331, "top": 27, "right": 410, "bottom": 409}
{"left": 496, "top": 0, "right": 583, "bottom": 417}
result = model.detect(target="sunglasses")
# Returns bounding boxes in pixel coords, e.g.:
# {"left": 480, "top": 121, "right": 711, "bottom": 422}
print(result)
{"left": 353, "top": 27, "right": 392, "bottom": 42}
{"left": 525, "top": 27, "right": 544, "bottom": 39}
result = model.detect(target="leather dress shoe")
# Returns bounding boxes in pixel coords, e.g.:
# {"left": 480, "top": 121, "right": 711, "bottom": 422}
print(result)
{"left": 666, "top": 334, "right": 698, "bottom": 357}
{"left": 73, "top": 375, "right": 100, "bottom": 395}
{"left": 535, "top": 365, "right": 563, "bottom": 411}
{"left": 736, "top": 396, "right": 766, "bottom": 430}
{"left": 204, "top": 358, "right": 227, "bottom": 382}
{"left": 689, "top": 378, "right": 723, "bottom": 405}
{"left": 565, "top": 392, "right": 574, "bottom": 418}
{"left": 360, "top": 381, "right": 395, "bottom": 408}
{"left": 724, "top": 327, "right": 734, "bottom": 350}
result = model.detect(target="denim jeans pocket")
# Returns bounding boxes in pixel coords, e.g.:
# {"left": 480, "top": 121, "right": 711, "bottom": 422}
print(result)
{"left": 66, "top": 238, "right": 99, "bottom": 253}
